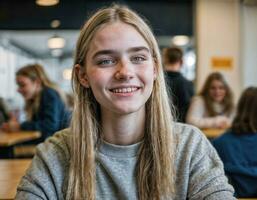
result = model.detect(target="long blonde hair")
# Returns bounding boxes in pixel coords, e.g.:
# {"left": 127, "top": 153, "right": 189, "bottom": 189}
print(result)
{"left": 68, "top": 4, "right": 175, "bottom": 200}
{"left": 16, "top": 64, "right": 66, "bottom": 120}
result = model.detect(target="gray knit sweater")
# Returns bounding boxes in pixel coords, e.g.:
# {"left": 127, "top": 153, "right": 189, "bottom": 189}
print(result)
{"left": 15, "top": 123, "right": 236, "bottom": 200}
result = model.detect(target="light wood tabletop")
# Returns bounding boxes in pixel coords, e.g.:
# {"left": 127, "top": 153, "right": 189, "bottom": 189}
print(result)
{"left": 238, "top": 199, "right": 257, "bottom": 200}
{"left": 0, "top": 159, "right": 31, "bottom": 199}
{"left": 201, "top": 128, "right": 226, "bottom": 138}
{"left": 0, "top": 131, "right": 41, "bottom": 147}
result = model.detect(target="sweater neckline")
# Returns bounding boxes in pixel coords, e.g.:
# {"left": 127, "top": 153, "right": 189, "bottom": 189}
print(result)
{"left": 98, "top": 140, "right": 142, "bottom": 158}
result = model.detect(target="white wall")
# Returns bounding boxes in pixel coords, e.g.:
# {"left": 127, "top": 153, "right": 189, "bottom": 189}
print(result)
{"left": 0, "top": 47, "right": 16, "bottom": 98}
{"left": 196, "top": 0, "right": 241, "bottom": 101}
{"left": 42, "top": 57, "right": 73, "bottom": 93}
{"left": 0, "top": 44, "right": 39, "bottom": 110}
{"left": 241, "top": 5, "right": 257, "bottom": 88}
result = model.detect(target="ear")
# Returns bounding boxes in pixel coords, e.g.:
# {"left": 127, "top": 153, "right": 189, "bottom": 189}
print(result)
{"left": 75, "top": 64, "right": 90, "bottom": 88}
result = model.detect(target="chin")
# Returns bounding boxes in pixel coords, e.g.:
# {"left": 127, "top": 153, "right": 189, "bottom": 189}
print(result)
{"left": 24, "top": 96, "right": 32, "bottom": 100}
{"left": 115, "top": 104, "right": 144, "bottom": 115}
{"left": 215, "top": 99, "right": 224, "bottom": 103}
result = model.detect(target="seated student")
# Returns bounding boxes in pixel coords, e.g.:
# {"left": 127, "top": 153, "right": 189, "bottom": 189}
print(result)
{"left": 1, "top": 64, "right": 70, "bottom": 143}
{"left": 212, "top": 87, "right": 257, "bottom": 198}
{"left": 186, "top": 72, "right": 235, "bottom": 129}
{"left": 15, "top": 5, "right": 235, "bottom": 199}
{"left": 163, "top": 47, "right": 194, "bottom": 122}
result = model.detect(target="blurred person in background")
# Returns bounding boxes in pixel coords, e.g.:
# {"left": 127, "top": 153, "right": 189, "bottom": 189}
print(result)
{"left": 163, "top": 47, "right": 194, "bottom": 122}
{"left": 1, "top": 64, "right": 70, "bottom": 144}
{"left": 186, "top": 72, "right": 234, "bottom": 129}
{"left": 212, "top": 87, "right": 257, "bottom": 198}
{"left": 0, "top": 97, "right": 10, "bottom": 126}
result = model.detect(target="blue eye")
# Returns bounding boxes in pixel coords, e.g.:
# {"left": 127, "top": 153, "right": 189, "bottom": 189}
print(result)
{"left": 97, "top": 59, "right": 116, "bottom": 66}
{"left": 131, "top": 56, "right": 146, "bottom": 63}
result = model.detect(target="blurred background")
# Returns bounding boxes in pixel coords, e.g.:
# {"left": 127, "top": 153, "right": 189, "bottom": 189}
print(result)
{"left": 0, "top": 0, "right": 256, "bottom": 111}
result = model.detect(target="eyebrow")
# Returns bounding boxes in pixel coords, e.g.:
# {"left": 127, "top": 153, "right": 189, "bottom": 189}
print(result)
{"left": 92, "top": 46, "right": 150, "bottom": 59}
{"left": 127, "top": 46, "right": 150, "bottom": 54}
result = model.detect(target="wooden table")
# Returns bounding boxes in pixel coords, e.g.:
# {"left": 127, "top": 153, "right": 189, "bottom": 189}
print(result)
{"left": 201, "top": 128, "right": 226, "bottom": 138}
{"left": 238, "top": 199, "right": 257, "bottom": 200}
{"left": 0, "top": 131, "right": 41, "bottom": 158}
{"left": 0, "top": 159, "right": 31, "bottom": 199}
{"left": 0, "top": 131, "right": 41, "bottom": 146}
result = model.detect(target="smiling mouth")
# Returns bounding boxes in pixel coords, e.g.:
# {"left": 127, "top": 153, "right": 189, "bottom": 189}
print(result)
{"left": 110, "top": 87, "right": 140, "bottom": 93}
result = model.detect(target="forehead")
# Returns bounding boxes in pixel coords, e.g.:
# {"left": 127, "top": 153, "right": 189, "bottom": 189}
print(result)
{"left": 211, "top": 79, "right": 225, "bottom": 87}
{"left": 16, "top": 75, "right": 31, "bottom": 83}
{"left": 88, "top": 22, "right": 149, "bottom": 54}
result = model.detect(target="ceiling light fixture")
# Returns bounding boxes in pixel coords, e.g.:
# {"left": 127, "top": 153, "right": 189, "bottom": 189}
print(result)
{"left": 172, "top": 35, "right": 190, "bottom": 46}
{"left": 36, "top": 0, "right": 59, "bottom": 6}
{"left": 50, "top": 20, "right": 61, "bottom": 28}
{"left": 47, "top": 35, "right": 65, "bottom": 49}
{"left": 63, "top": 69, "right": 72, "bottom": 80}
{"left": 51, "top": 49, "right": 63, "bottom": 57}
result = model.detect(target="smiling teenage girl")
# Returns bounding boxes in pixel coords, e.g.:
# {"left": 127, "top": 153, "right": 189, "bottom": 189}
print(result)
{"left": 16, "top": 5, "right": 235, "bottom": 200}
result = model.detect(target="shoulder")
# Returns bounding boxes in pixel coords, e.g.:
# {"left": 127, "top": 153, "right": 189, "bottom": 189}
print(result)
{"left": 192, "top": 95, "right": 203, "bottom": 102}
{"left": 178, "top": 75, "right": 193, "bottom": 88}
{"left": 165, "top": 71, "right": 180, "bottom": 81}
{"left": 41, "top": 87, "right": 59, "bottom": 98}
{"left": 212, "top": 131, "right": 235, "bottom": 147}
{"left": 172, "top": 123, "right": 217, "bottom": 162}
{"left": 36, "top": 128, "right": 71, "bottom": 161}
{"left": 16, "top": 129, "right": 71, "bottom": 198}
{"left": 173, "top": 122, "right": 206, "bottom": 146}
{"left": 190, "top": 96, "right": 205, "bottom": 106}
{"left": 186, "top": 79, "right": 194, "bottom": 88}
{"left": 40, "top": 87, "right": 63, "bottom": 105}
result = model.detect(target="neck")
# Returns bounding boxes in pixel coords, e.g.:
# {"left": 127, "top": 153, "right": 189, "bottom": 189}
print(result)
{"left": 101, "top": 108, "right": 145, "bottom": 145}
{"left": 165, "top": 63, "right": 181, "bottom": 72}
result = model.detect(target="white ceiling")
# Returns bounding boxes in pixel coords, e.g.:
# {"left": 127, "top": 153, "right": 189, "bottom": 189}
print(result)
{"left": 0, "top": 30, "right": 80, "bottom": 58}
{"left": 0, "top": 30, "right": 194, "bottom": 60}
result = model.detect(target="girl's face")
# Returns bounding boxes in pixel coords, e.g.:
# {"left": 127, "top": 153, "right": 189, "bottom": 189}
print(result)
{"left": 209, "top": 79, "right": 226, "bottom": 103}
{"left": 16, "top": 75, "right": 40, "bottom": 100}
{"left": 82, "top": 22, "right": 156, "bottom": 115}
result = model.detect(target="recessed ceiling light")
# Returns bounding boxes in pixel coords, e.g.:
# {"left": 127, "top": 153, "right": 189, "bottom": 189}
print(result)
{"left": 51, "top": 20, "right": 61, "bottom": 28}
{"left": 51, "top": 49, "right": 63, "bottom": 57}
{"left": 48, "top": 35, "right": 65, "bottom": 49}
{"left": 63, "top": 69, "right": 72, "bottom": 80}
{"left": 36, "top": 0, "right": 59, "bottom": 6}
{"left": 172, "top": 35, "right": 190, "bottom": 46}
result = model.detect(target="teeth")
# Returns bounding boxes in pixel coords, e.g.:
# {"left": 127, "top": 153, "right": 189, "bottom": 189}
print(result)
{"left": 111, "top": 87, "right": 138, "bottom": 93}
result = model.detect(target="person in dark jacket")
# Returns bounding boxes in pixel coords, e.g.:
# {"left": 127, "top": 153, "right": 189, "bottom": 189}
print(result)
{"left": 212, "top": 86, "right": 257, "bottom": 198}
{"left": 163, "top": 47, "right": 194, "bottom": 122}
{"left": 2, "top": 64, "right": 70, "bottom": 143}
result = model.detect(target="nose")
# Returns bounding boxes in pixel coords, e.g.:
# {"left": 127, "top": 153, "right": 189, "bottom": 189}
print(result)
{"left": 114, "top": 59, "right": 134, "bottom": 80}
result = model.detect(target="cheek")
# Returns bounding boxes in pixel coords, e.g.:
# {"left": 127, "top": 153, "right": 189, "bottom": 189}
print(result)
{"left": 145, "top": 69, "right": 156, "bottom": 86}
{"left": 87, "top": 68, "right": 106, "bottom": 84}
{"left": 27, "top": 85, "right": 35, "bottom": 93}
{"left": 221, "top": 90, "right": 226, "bottom": 95}
{"left": 21, "top": 86, "right": 29, "bottom": 93}
{"left": 209, "top": 90, "right": 215, "bottom": 98}
{"left": 87, "top": 71, "right": 108, "bottom": 94}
